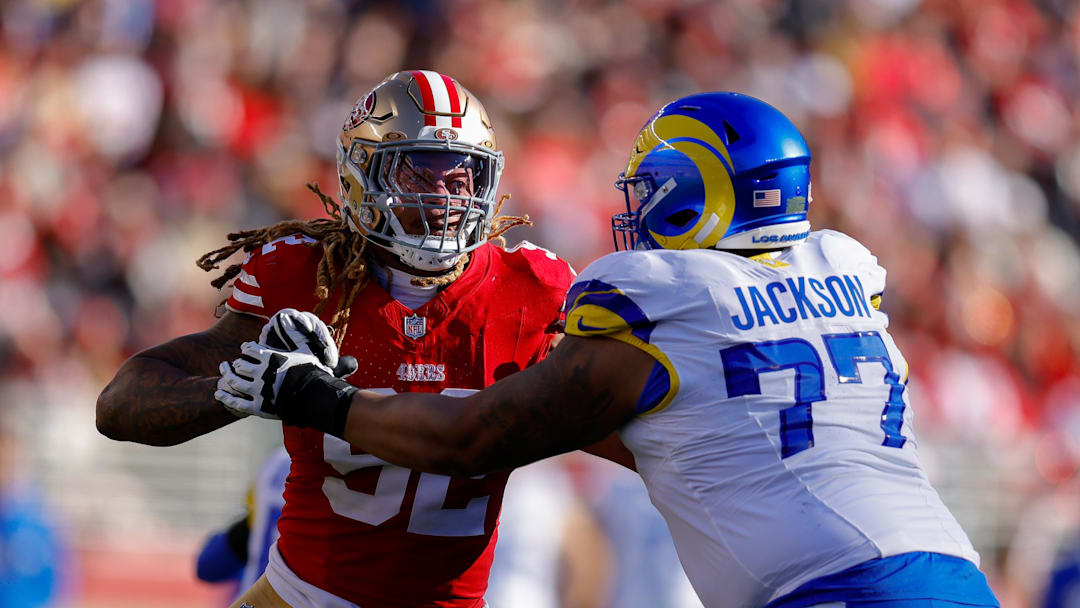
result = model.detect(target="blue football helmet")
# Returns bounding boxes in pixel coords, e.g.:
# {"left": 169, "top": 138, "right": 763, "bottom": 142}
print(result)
{"left": 612, "top": 92, "right": 812, "bottom": 251}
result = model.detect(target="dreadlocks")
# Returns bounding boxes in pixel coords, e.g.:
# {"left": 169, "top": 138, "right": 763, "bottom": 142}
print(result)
{"left": 196, "top": 184, "right": 532, "bottom": 346}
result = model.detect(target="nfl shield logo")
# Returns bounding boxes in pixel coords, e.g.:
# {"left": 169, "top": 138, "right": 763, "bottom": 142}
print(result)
{"left": 404, "top": 314, "right": 427, "bottom": 340}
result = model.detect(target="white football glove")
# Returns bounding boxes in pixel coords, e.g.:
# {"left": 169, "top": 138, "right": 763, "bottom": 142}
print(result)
{"left": 216, "top": 309, "right": 359, "bottom": 420}
{"left": 217, "top": 340, "right": 360, "bottom": 434}
{"left": 259, "top": 308, "right": 359, "bottom": 378}
{"left": 259, "top": 308, "right": 339, "bottom": 368}
{"left": 215, "top": 341, "right": 330, "bottom": 419}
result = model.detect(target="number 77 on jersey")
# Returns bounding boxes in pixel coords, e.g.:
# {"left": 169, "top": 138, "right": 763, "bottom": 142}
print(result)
{"left": 721, "top": 331, "right": 907, "bottom": 458}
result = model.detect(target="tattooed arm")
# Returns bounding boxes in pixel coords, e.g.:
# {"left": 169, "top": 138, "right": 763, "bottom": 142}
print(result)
{"left": 340, "top": 335, "right": 653, "bottom": 476}
{"left": 96, "top": 311, "right": 264, "bottom": 446}
{"left": 541, "top": 331, "right": 637, "bottom": 470}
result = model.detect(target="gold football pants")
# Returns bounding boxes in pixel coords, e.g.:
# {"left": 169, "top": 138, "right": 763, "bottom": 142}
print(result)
{"left": 229, "top": 573, "right": 292, "bottom": 608}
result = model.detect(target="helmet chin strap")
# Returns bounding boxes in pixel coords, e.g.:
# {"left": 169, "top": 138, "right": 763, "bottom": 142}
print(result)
{"left": 394, "top": 244, "right": 463, "bottom": 272}
{"left": 364, "top": 236, "right": 463, "bottom": 273}
{"left": 386, "top": 202, "right": 469, "bottom": 271}
{"left": 341, "top": 204, "right": 361, "bottom": 233}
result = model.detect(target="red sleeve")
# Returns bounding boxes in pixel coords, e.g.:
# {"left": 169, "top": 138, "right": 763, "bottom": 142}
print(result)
{"left": 225, "top": 234, "right": 322, "bottom": 318}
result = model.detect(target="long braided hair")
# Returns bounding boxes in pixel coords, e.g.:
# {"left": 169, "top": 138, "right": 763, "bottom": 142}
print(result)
{"left": 196, "top": 184, "right": 531, "bottom": 346}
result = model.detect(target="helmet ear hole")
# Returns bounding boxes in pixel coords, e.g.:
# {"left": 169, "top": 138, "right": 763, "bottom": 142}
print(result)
{"left": 664, "top": 209, "right": 699, "bottom": 228}
{"left": 723, "top": 121, "right": 741, "bottom": 145}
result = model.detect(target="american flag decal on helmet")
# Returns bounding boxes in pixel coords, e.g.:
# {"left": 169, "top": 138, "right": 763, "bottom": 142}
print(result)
{"left": 753, "top": 189, "right": 782, "bottom": 207}
{"left": 409, "top": 70, "right": 464, "bottom": 128}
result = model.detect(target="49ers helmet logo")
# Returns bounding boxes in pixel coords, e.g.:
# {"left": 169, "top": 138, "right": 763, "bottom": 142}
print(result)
{"left": 434, "top": 127, "right": 458, "bottom": 141}
{"left": 343, "top": 92, "right": 376, "bottom": 131}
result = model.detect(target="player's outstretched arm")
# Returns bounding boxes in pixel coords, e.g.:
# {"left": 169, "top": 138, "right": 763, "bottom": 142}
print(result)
{"left": 96, "top": 312, "right": 263, "bottom": 446}
{"left": 583, "top": 433, "right": 637, "bottom": 471}
{"left": 342, "top": 335, "right": 652, "bottom": 476}
{"left": 545, "top": 333, "right": 637, "bottom": 471}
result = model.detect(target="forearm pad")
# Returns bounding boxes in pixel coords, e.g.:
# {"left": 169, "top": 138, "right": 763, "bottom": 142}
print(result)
{"left": 277, "top": 363, "right": 358, "bottom": 438}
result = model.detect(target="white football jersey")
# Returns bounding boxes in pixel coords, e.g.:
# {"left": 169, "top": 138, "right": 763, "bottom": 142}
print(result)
{"left": 564, "top": 230, "right": 978, "bottom": 607}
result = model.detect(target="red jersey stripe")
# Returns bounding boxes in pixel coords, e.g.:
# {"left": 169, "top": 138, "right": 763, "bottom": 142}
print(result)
{"left": 225, "top": 299, "right": 267, "bottom": 318}
{"left": 231, "top": 279, "right": 260, "bottom": 298}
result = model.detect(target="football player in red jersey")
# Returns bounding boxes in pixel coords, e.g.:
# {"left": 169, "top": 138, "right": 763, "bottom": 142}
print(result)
{"left": 96, "top": 71, "right": 619, "bottom": 608}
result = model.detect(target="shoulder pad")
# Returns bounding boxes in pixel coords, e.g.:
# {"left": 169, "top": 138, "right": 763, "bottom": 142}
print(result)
{"left": 564, "top": 250, "right": 682, "bottom": 414}
{"left": 812, "top": 229, "right": 886, "bottom": 297}
{"left": 496, "top": 240, "right": 576, "bottom": 291}
{"left": 814, "top": 229, "right": 873, "bottom": 263}
{"left": 563, "top": 251, "right": 664, "bottom": 340}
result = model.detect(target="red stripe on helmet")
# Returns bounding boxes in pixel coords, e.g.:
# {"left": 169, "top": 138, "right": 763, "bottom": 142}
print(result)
{"left": 410, "top": 70, "right": 438, "bottom": 126}
{"left": 440, "top": 73, "right": 463, "bottom": 128}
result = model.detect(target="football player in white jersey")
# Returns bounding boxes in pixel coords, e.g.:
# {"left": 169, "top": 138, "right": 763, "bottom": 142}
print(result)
{"left": 219, "top": 92, "right": 1001, "bottom": 607}
{"left": 195, "top": 446, "right": 289, "bottom": 599}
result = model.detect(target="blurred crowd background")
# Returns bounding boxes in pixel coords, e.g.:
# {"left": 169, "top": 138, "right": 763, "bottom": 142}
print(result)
{"left": 1, "top": 0, "right": 1080, "bottom": 606}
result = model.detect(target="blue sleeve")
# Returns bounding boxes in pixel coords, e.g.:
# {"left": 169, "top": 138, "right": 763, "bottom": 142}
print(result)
{"left": 1043, "top": 551, "right": 1080, "bottom": 608}
{"left": 195, "top": 524, "right": 247, "bottom": 583}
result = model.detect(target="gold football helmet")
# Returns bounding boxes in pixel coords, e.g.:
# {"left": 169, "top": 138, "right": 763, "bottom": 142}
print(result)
{"left": 336, "top": 71, "right": 505, "bottom": 272}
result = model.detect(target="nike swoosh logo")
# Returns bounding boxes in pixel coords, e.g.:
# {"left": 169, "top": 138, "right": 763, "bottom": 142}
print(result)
{"left": 576, "top": 317, "right": 605, "bottom": 332}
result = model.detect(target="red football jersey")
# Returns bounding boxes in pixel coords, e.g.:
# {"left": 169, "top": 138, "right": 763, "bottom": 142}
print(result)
{"left": 226, "top": 235, "right": 573, "bottom": 608}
